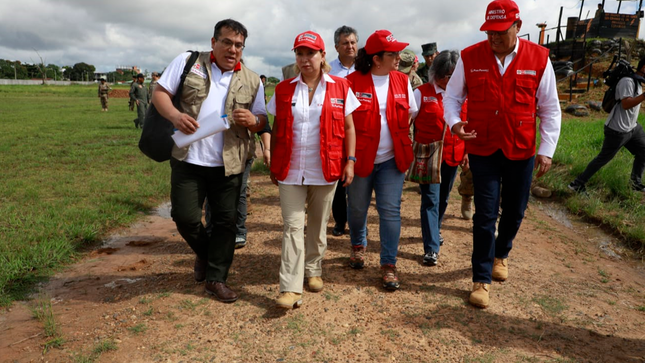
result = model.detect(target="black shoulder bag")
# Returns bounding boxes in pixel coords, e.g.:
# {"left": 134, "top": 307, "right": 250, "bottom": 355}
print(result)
{"left": 138, "top": 51, "right": 200, "bottom": 162}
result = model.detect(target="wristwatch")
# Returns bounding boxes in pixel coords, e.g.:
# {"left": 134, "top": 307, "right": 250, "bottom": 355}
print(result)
{"left": 347, "top": 156, "right": 357, "bottom": 162}
{"left": 255, "top": 115, "right": 260, "bottom": 127}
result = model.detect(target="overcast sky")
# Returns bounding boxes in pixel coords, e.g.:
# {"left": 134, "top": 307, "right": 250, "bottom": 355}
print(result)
{"left": 1, "top": 0, "right": 643, "bottom": 78}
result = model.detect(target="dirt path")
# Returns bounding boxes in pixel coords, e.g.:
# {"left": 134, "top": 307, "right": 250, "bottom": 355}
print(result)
{"left": 1, "top": 174, "right": 645, "bottom": 362}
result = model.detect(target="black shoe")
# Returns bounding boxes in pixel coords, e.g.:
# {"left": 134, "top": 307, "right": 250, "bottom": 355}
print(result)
{"left": 332, "top": 225, "right": 345, "bottom": 236}
{"left": 423, "top": 252, "right": 439, "bottom": 266}
{"left": 194, "top": 256, "right": 207, "bottom": 282}
{"left": 631, "top": 181, "right": 645, "bottom": 192}
{"left": 439, "top": 234, "right": 444, "bottom": 246}
{"left": 568, "top": 181, "right": 586, "bottom": 193}
{"left": 234, "top": 236, "right": 247, "bottom": 249}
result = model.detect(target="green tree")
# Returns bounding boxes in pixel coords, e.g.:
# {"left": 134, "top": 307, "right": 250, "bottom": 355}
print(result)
{"left": 61, "top": 66, "right": 72, "bottom": 81}
{"left": 46, "top": 64, "right": 61, "bottom": 80}
{"left": 267, "top": 76, "right": 279, "bottom": 84}
{"left": 70, "top": 62, "right": 96, "bottom": 81}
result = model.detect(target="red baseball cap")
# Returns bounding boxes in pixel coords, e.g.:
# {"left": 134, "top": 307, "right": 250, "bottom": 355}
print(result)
{"left": 480, "top": 0, "right": 521, "bottom": 32}
{"left": 292, "top": 31, "right": 325, "bottom": 51}
{"left": 364, "top": 30, "right": 409, "bottom": 54}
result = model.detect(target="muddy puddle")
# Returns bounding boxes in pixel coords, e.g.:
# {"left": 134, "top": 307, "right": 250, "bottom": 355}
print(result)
{"left": 532, "top": 196, "right": 641, "bottom": 266}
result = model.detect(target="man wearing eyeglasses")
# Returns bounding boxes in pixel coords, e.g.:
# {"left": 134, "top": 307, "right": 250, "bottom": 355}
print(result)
{"left": 444, "top": 0, "right": 561, "bottom": 309}
{"left": 152, "top": 18, "right": 267, "bottom": 303}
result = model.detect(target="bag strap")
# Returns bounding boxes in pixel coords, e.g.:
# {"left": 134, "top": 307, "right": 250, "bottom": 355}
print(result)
{"left": 172, "top": 50, "right": 200, "bottom": 107}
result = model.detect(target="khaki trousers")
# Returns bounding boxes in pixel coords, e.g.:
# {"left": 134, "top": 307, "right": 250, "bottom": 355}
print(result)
{"left": 278, "top": 183, "right": 336, "bottom": 293}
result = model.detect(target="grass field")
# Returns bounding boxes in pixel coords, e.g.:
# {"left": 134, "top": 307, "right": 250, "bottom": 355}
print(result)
{"left": 0, "top": 84, "right": 171, "bottom": 305}
{"left": 0, "top": 83, "right": 642, "bottom": 307}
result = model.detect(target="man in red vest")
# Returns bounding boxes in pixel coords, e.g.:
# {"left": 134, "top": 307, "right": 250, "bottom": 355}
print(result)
{"left": 444, "top": 0, "right": 561, "bottom": 308}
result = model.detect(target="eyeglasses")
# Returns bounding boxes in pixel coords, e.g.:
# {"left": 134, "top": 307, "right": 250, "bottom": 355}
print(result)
{"left": 384, "top": 51, "right": 401, "bottom": 57}
{"left": 217, "top": 38, "right": 245, "bottom": 50}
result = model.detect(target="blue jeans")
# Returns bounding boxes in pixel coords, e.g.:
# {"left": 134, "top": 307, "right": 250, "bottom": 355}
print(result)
{"left": 420, "top": 183, "right": 440, "bottom": 254}
{"left": 438, "top": 162, "right": 459, "bottom": 229}
{"left": 347, "top": 158, "right": 405, "bottom": 266}
{"left": 469, "top": 150, "right": 534, "bottom": 284}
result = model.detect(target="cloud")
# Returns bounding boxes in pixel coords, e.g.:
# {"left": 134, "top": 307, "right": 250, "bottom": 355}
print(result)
{"left": 0, "top": 0, "right": 643, "bottom": 77}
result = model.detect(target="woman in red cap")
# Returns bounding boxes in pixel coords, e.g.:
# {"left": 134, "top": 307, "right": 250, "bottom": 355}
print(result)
{"left": 267, "top": 30, "right": 358, "bottom": 309}
{"left": 345, "top": 30, "right": 418, "bottom": 290}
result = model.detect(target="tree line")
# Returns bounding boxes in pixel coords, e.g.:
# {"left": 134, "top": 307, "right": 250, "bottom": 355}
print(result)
{"left": 0, "top": 59, "right": 138, "bottom": 83}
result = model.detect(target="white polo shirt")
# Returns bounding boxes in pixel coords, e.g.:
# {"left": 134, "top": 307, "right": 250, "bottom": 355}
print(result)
{"left": 158, "top": 52, "right": 266, "bottom": 167}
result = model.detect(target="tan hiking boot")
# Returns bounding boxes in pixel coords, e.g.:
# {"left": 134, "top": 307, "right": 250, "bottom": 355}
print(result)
{"left": 492, "top": 258, "right": 508, "bottom": 281}
{"left": 276, "top": 292, "right": 303, "bottom": 309}
{"left": 308, "top": 276, "right": 323, "bottom": 292}
{"left": 461, "top": 196, "right": 473, "bottom": 220}
{"left": 469, "top": 282, "right": 490, "bottom": 308}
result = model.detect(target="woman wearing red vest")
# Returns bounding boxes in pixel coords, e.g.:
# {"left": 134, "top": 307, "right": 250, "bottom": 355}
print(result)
{"left": 345, "top": 30, "right": 417, "bottom": 291}
{"left": 411, "top": 50, "right": 467, "bottom": 266}
{"left": 267, "top": 31, "right": 358, "bottom": 309}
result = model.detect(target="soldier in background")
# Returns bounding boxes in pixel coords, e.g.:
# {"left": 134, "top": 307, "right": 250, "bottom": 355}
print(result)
{"left": 398, "top": 49, "right": 423, "bottom": 89}
{"left": 148, "top": 72, "right": 160, "bottom": 104}
{"left": 128, "top": 74, "right": 137, "bottom": 111}
{"left": 129, "top": 73, "right": 148, "bottom": 129}
{"left": 98, "top": 78, "right": 111, "bottom": 112}
{"left": 417, "top": 42, "right": 438, "bottom": 84}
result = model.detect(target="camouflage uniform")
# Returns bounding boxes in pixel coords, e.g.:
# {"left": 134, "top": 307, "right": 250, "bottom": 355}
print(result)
{"left": 148, "top": 81, "right": 157, "bottom": 103}
{"left": 398, "top": 50, "right": 422, "bottom": 89}
{"left": 128, "top": 78, "right": 137, "bottom": 111}
{"left": 129, "top": 77, "right": 148, "bottom": 129}
{"left": 148, "top": 72, "right": 159, "bottom": 103}
{"left": 98, "top": 81, "right": 111, "bottom": 111}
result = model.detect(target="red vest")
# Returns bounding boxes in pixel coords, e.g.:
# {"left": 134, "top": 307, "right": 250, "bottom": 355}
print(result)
{"left": 414, "top": 84, "right": 467, "bottom": 167}
{"left": 270, "top": 75, "right": 349, "bottom": 182}
{"left": 346, "top": 71, "right": 413, "bottom": 177}
{"left": 461, "top": 39, "right": 548, "bottom": 160}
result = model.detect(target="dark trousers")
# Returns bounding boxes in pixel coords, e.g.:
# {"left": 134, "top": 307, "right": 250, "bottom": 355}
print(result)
{"left": 469, "top": 150, "right": 534, "bottom": 284}
{"left": 331, "top": 183, "right": 347, "bottom": 229}
{"left": 438, "top": 161, "right": 459, "bottom": 229}
{"left": 170, "top": 159, "right": 242, "bottom": 283}
{"left": 205, "top": 157, "right": 254, "bottom": 239}
{"left": 574, "top": 124, "right": 645, "bottom": 186}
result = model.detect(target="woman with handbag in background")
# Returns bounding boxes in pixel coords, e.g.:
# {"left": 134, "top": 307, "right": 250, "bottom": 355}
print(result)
{"left": 410, "top": 50, "right": 466, "bottom": 266}
{"left": 268, "top": 31, "right": 358, "bottom": 309}
{"left": 345, "top": 30, "right": 417, "bottom": 291}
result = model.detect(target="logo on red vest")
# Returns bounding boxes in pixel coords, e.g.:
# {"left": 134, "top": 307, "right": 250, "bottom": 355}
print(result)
{"left": 331, "top": 98, "right": 345, "bottom": 109}
{"left": 394, "top": 94, "right": 406, "bottom": 99}
{"left": 517, "top": 70, "right": 537, "bottom": 76}
{"left": 470, "top": 69, "right": 489, "bottom": 73}
{"left": 356, "top": 92, "right": 372, "bottom": 102}
{"left": 423, "top": 96, "right": 438, "bottom": 103}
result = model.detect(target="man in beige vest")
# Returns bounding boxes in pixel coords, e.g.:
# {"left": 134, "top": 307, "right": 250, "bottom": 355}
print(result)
{"left": 152, "top": 19, "right": 267, "bottom": 303}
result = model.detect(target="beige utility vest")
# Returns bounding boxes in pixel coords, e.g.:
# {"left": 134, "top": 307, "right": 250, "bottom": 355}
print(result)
{"left": 171, "top": 52, "right": 261, "bottom": 176}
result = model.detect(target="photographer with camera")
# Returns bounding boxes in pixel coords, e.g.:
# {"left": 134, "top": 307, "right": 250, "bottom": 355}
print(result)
{"left": 569, "top": 57, "right": 645, "bottom": 193}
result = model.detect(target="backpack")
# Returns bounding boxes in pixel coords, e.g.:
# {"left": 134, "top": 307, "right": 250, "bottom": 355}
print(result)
{"left": 138, "top": 51, "right": 200, "bottom": 162}
{"left": 601, "top": 58, "right": 641, "bottom": 113}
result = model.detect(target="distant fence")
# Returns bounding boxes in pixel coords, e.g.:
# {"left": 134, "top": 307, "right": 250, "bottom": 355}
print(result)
{"left": 0, "top": 79, "right": 95, "bottom": 86}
